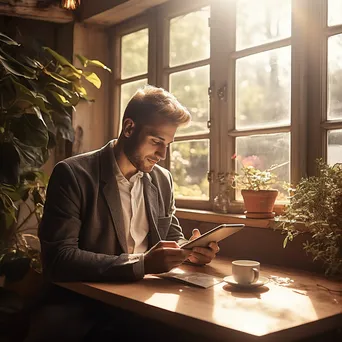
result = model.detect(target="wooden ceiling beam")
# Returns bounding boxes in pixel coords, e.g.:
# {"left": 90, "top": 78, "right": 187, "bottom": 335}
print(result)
{"left": 81, "top": 0, "right": 169, "bottom": 26}
{"left": 0, "top": 0, "right": 74, "bottom": 23}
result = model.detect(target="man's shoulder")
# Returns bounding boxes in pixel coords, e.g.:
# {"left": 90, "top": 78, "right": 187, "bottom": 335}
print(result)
{"left": 149, "top": 164, "right": 173, "bottom": 190}
{"left": 55, "top": 141, "right": 113, "bottom": 176}
{"left": 151, "top": 164, "right": 171, "bottom": 179}
{"left": 63, "top": 148, "right": 101, "bottom": 167}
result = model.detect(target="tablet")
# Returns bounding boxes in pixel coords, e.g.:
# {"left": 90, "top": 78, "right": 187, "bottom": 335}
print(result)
{"left": 180, "top": 224, "right": 245, "bottom": 249}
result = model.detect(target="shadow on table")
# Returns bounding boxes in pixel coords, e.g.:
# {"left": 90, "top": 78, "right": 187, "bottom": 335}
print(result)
{"left": 222, "top": 284, "right": 270, "bottom": 299}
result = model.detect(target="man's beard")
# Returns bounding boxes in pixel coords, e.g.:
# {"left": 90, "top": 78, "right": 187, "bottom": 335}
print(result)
{"left": 123, "top": 131, "right": 155, "bottom": 173}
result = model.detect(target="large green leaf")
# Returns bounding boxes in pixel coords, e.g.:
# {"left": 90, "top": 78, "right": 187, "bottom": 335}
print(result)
{"left": 0, "top": 183, "right": 21, "bottom": 202}
{"left": 10, "top": 77, "right": 49, "bottom": 114}
{"left": 47, "top": 83, "right": 79, "bottom": 106}
{"left": 43, "top": 69, "right": 71, "bottom": 84}
{"left": 12, "top": 137, "right": 48, "bottom": 168}
{"left": 83, "top": 71, "right": 101, "bottom": 89}
{"left": 10, "top": 114, "right": 49, "bottom": 148}
{"left": 0, "top": 58, "right": 36, "bottom": 79}
{"left": 43, "top": 47, "right": 81, "bottom": 75}
{"left": 59, "top": 66, "right": 82, "bottom": 80}
{"left": 0, "top": 47, "right": 36, "bottom": 76}
{"left": 50, "top": 111, "right": 74, "bottom": 142}
{"left": 72, "top": 81, "right": 94, "bottom": 102}
{"left": 41, "top": 113, "right": 57, "bottom": 149}
{"left": 48, "top": 90, "right": 73, "bottom": 107}
{"left": 76, "top": 54, "right": 111, "bottom": 72}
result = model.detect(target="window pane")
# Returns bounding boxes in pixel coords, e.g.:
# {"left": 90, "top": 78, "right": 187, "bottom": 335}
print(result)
{"left": 236, "top": 46, "right": 291, "bottom": 129}
{"left": 236, "top": 0, "right": 291, "bottom": 50}
{"left": 235, "top": 133, "right": 290, "bottom": 200}
{"left": 169, "top": 7, "right": 210, "bottom": 67}
{"left": 170, "top": 65, "right": 209, "bottom": 135}
{"left": 121, "top": 28, "right": 148, "bottom": 79}
{"left": 328, "top": 130, "right": 342, "bottom": 165}
{"left": 170, "top": 140, "right": 209, "bottom": 199}
{"left": 120, "top": 79, "right": 148, "bottom": 130}
{"left": 328, "top": 34, "right": 342, "bottom": 120}
{"left": 328, "top": 0, "right": 342, "bottom": 26}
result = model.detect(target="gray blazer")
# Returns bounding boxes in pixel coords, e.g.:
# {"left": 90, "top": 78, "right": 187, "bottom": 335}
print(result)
{"left": 39, "top": 140, "right": 186, "bottom": 282}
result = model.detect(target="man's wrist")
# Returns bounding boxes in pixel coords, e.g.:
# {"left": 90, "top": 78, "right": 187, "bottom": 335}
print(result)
{"left": 132, "top": 253, "right": 145, "bottom": 279}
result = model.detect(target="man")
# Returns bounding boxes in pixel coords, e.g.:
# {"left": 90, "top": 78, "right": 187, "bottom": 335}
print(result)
{"left": 27, "top": 86, "right": 219, "bottom": 341}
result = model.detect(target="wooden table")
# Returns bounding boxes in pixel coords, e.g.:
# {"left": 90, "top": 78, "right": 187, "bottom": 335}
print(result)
{"left": 57, "top": 258, "right": 342, "bottom": 342}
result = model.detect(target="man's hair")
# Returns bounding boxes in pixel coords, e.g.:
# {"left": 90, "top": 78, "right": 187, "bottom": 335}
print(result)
{"left": 122, "top": 85, "right": 191, "bottom": 127}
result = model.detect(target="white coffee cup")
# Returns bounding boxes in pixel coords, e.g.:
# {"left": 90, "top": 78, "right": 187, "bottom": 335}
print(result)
{"left": 232, "top": 260, "right": 260, "bottom": 285}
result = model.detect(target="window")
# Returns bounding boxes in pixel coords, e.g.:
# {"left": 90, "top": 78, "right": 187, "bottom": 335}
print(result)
{"left": 327, "top": 0, "right": 342, "bottom": 165}
{"left": 112, "top": 0, "right": 342, "bottom": 212}
{"left": 231, "top": 0, "right": 292, "bottom": 202}
{"left": 112, "top": 20, "right": 150, "bottom": 136}
{"left": 168, "top": 7, "right": 211, "bottom": 202}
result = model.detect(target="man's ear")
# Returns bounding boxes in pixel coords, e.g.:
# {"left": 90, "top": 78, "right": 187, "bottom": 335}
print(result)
{"left": 122, "top": 118, "right": 136, "bottom": 138}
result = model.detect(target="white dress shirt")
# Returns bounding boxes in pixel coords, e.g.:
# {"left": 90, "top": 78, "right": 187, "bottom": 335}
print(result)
{"left": 113, "top": 157, "right": 149, "bottom": 254}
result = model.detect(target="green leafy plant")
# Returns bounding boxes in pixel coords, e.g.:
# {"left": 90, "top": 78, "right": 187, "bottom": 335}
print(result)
{"left": 0, "top": 32, "right": 111, "bottom": 279}
{"left": 278, "top": 159, "right": 342, "bottom": 276}
{"left": 231, "top": 154, "right": 288, "bottom": 191}
{"left": 233, "top": 165, "right": 278, "bottom": 191}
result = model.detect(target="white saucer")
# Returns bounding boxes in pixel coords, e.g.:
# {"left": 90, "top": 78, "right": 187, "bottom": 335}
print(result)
{"left": 223, "top": 275, "right": 269, "bottom": 288}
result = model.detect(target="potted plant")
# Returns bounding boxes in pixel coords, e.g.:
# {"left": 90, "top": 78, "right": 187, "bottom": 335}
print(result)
{"left": 231, "top": 155, "right": 288, "bottom": 219}
{"left": 278, "top": 159, "right": 342, "bottom": 276}
{"left": 0, "top": 31, "right": 111, "bottom": 284}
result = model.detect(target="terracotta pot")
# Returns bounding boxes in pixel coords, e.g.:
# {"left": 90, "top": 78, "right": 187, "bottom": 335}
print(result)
{"left": 241, "top": 189, "right": 278, "bottom": 219}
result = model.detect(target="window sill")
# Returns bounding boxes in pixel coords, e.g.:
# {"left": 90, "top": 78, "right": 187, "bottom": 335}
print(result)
{"left": 176, "top": 208, "right": 276, "bottom": 229}
{"left": 176, "top": 208, "right": 306, "bottom": 231}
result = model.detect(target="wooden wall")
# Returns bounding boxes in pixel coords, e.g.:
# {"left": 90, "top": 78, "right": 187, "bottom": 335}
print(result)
{"left": 72, "top": 23, "right": 111, "bottom": 154}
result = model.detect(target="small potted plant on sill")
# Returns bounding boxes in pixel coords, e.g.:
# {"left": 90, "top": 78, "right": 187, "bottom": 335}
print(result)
{"left": 231, "top": 154, "right": 288, "bottom": 219}
{"left": 278, "top": 159, "right": 342, "bottom": 276}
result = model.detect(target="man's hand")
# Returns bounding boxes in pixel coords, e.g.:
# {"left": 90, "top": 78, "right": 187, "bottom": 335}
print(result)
{"left": 144, "top": 241, "right": 191, "bottom": 275}
{"left": 187, "top": 229, "right": 220, "bottom": 265}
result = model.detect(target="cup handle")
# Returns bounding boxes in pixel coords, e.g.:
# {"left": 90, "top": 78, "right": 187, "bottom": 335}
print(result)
{"left": 252, "top": 268, "right": 259, "bottom": 283}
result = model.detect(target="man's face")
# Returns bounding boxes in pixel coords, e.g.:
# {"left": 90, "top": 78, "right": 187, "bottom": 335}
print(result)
{"left": 123, "top": 118, "right": 178, "bottom": 173}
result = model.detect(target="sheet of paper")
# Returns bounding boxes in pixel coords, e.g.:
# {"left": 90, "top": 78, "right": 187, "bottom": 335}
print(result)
{"left": 158, "top": 268, "right": 223, "bottom": 288}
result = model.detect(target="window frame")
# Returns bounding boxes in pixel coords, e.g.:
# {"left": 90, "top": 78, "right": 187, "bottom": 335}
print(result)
{"left": 110, "top": 14, "right": 156, "bottom": 138}
{"left": 110, "top": 0, "right": 341, "bottom": 213}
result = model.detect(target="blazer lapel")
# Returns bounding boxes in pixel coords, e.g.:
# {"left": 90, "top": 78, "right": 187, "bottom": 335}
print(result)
{"left": 143, "top": 175, "right": 161, "bottom": 246}
{"left": 100, "top": 141, "right": 128, "bottom": 253}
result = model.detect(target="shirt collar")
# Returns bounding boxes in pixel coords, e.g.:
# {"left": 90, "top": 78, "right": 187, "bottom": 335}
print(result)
{"left": 112, "top": 152, "right": 144, "bottom": 184}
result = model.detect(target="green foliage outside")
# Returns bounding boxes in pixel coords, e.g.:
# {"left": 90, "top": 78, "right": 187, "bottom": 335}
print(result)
{"left": 120, "top": 2, "right": 342, "bottom": 200}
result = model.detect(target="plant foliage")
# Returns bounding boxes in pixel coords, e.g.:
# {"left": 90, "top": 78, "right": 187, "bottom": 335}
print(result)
{"left": 231, "top": 157, "right": 288, "bottom": 191}
{"left": 0, "top": 32, "right": 110, "bottom": 277}
{"left": 278, "top": 159, "right": 342, "bottom": 276}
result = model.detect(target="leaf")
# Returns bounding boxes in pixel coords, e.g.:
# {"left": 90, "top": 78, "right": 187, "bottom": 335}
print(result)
{"left": 10, "top": 114, "right": 49, "bottom": 148}
{"left": 47, "top": 83, "right": 79, "bottom": 106}
{"left": 83, "top": 71, "right": 101, "bottom": 89}
{"left": 73, "top": 82, "right": 95, "bottom": 102}
{"left": 0, "top": 47, "right": 36, "bottom": 75}
{"left": 48, "top": 90, "right": 73, "bottom": 107}
{"left": 59, "top": 66, "right": 82, "bottom": 80}
{"left": 43, "top": 47, "right": 81, "bottom": 74}
{"left": 0, "top": 33, "right": 20, "bottom": 46}
{"left": 76, "top": 54, "right": 111, "bottom": 72}
{"left": 43, "top": 69, "right": 71, "bottom": 84}
{"left": 0, "top": 58, "right": 36, "bottom": 79}
{"left": 12, "top": 138, "right": 48, "bottom": 168}
{"left": 283, "top": 235, "right": 289, "bottom": 248}
{"left": 50, "top": 111, "right": 74, "bottom": 142}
